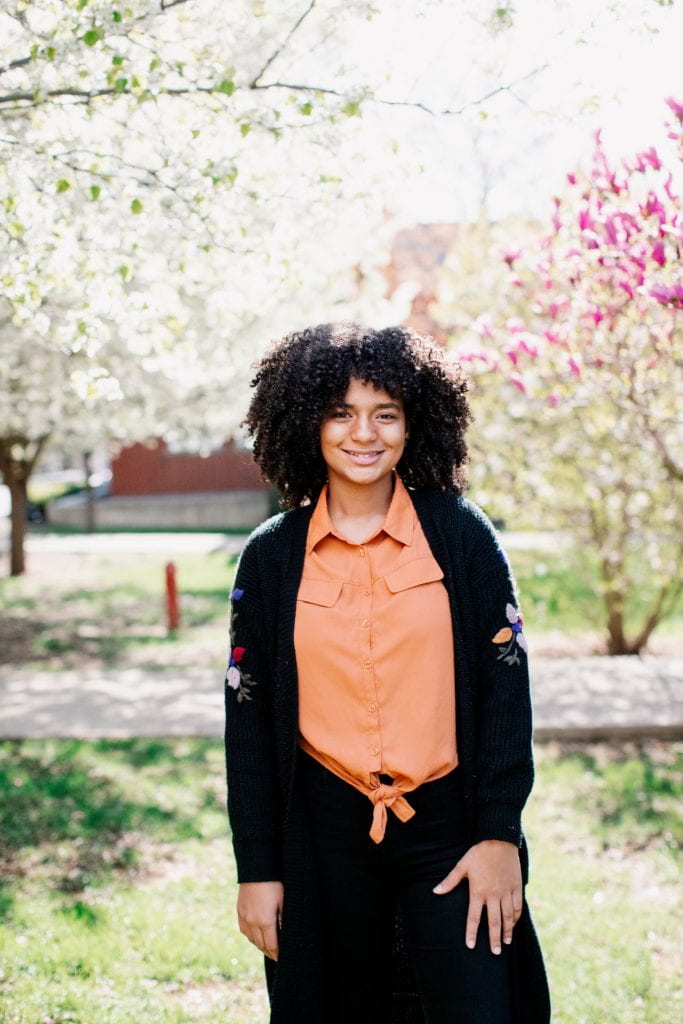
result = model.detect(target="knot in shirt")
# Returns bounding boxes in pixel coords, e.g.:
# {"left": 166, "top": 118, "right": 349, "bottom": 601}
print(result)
{"left": 369, "top": 782, "right": 416, "bottom": 844}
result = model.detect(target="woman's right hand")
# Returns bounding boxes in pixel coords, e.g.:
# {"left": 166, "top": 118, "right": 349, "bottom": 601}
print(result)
{"left": 236, "top": 881, "right": 284, "bottom": 960}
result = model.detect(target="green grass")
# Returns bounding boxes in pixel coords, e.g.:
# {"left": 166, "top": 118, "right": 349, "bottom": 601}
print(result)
{"left": 0, "top": 739, "right": 680, "bottom": 1024}
{"left": 1, "top": 542, "right": 681, "bottom": 671}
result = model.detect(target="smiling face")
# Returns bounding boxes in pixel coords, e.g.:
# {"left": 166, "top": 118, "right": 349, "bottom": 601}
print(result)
{"left": 319, "top": 377, "right": 407, "bottom": 490}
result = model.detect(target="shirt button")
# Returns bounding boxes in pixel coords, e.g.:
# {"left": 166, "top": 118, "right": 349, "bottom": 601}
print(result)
{"left": 372, "top": 746, "right": 380, "bottom": 756}
{"left": 362, "top": 618, "right": 370, "bottom": 628}
{"left": 368, "top": 703, "right": 377, "bottom": 713}
{"left": 363, "top": 589, "right": 370, "bottom": 597}
{"left": 363, "top": 659, "right": 372, "bottom": 669}
{"left": 359, "top": 547, "right": 365, "bottom": 558}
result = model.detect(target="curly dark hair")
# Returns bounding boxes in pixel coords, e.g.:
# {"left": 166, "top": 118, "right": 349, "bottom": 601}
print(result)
{"left": 243, "top": 322, "right": 472, "bottom": 508}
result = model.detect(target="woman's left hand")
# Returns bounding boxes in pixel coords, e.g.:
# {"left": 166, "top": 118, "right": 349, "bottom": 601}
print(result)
{"left": 432, "top": 840, "right": 523, "bottom": 955}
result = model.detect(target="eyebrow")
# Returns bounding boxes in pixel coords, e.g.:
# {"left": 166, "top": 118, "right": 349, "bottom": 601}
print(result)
{"left": 335, "top": 401, "right": 402, "bottom": 410}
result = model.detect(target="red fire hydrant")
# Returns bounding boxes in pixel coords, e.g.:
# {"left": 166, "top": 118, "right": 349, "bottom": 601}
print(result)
{"left": 165, "top": 561, "right": 180, "bottom": 633}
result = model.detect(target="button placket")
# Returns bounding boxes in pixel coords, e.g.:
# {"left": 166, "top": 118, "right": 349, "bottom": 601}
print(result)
{"left": 358, "top": 545, "right": 381, "bottom": 770}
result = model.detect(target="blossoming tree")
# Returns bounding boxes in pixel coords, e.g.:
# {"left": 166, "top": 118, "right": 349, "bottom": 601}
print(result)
{"left": 0, "top": 0, "right": 418, "bottom": 574}
{"left": 439, "top": 100, "right": 683, "bottom": 654}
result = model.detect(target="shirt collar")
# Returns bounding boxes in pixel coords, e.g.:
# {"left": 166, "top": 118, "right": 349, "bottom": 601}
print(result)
{"left": 307, "top": 472, "right": 415, "bottom": 552}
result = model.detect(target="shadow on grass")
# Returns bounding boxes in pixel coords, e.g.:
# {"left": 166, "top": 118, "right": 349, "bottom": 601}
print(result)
{"left": 544, "top": 741, "right": 681, "bottom": 852}
{"left": 0, "top": 737, "right": 225, "bottom": 915}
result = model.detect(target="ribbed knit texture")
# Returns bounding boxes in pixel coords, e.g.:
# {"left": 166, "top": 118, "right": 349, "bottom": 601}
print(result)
{"left": 224, "top": 488, "right": 551, "bottom": 1023}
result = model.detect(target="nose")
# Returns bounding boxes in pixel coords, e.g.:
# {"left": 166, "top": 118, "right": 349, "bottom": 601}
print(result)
{"left": 350, "top": 414, "right": 377, "bottom": 442}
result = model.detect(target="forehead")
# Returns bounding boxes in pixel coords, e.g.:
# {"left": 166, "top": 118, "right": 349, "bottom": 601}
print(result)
{"left": 341, "top": 377, "right": 403, "bottom": 406}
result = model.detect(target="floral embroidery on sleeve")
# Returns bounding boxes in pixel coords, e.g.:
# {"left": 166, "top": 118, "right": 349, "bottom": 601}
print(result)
{"left": 225, "top": 587, "right": 258, "bottom": 702}
{"left": 491, "top": 602, "right": 528, "bottom": 665}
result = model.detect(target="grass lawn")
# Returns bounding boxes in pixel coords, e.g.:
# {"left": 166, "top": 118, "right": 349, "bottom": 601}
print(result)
{"left": 0, "top": 738, "right": 680, "bottom": 1024}
{"left": 1, "top": 542, "right": 681, "bottom": 671}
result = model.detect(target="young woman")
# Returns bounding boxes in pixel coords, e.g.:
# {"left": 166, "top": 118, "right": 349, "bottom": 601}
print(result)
{"left": 224, "top": 322, "right": 550, "bottom": 1024}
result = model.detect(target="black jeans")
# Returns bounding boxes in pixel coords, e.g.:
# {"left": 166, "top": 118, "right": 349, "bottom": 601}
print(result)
{"left": 299, "top": 749, "right": 512, "bottom": 1024}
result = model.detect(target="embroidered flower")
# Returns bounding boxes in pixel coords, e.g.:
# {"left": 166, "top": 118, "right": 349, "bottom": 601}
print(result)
{"left": 226, "top": 587, "right": 257, "bottom": 701}
{"left": 492, "top": 603, "right": 528, "bottom": 665}
{"left": 225, "top": 643, "right": 257, "bottom": 701}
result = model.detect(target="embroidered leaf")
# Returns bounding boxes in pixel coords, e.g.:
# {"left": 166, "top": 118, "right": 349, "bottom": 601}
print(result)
{"left": 492, "top": 627, "right": 513, "bottom": 644}
{"left": 516, "top": 633, "right": 529, "bottom": 653}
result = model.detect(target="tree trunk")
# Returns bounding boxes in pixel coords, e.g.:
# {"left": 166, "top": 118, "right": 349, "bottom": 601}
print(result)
{"left": 84, "top": 450, "right": 96, "bottom": 534}
{"left": 0, "top": 434, "right": 50, "bottom": 578}
{"left": 8, "top": 474, "right": 27, "bottom": 576}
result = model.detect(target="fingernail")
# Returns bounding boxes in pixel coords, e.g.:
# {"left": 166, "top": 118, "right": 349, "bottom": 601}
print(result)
{"left": 504, "top": 937, "right": 512, "bottom": 945}
{"left": 493, "top": 946, "right": 501, "bottom": 955}
{"left": 466, "top": 939, "right": 475, "bottom": 949}
{"left": 432, "top": 885, "right": 444, "bottom": 894}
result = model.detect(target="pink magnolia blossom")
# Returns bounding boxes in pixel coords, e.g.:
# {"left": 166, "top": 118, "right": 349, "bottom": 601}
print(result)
{"left": 501, "top": 247, "right": 522, "bottom": 267}
{"left": 665, "top": 97, "right": 683, "bottom": 123}
{"left": 517, "top": 335, "right": 539, "bottom": 358}
{"left": 546, "top": 391, "right": 561, "bottom": 408}
{"left": 474, "top": 315, "right": 495, "bottom": 339}
{"left": 510, "top": 374, "right": 527, "bottom": 394}
{"left": 618, "top": 280, "right": 635, "bottom": 300}
{"left": 640, "top": 147, "right": 662, "bottom": 171}
{"left": 506, "top": 317, "right": 526, "bottom": 334}
{"left": 651, "top": 241, "right": 666, "bottom": 267}
{"left": 650, "top": 283, "right": 683, "bottom": 307}
{"left": 567, "top": 356, "right": 582, "bottom": 378}
{"left": 567, "top": 172, "right": 577, "bottom": 185}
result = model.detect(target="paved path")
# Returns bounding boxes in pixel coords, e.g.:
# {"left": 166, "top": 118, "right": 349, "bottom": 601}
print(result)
{"left": 0, "top": 657, "right": 680, "bottom": 741}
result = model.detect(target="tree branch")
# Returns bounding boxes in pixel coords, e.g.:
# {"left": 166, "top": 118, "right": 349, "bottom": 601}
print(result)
{"left": 250, "top": 0, "right": 318, "bottom": 89}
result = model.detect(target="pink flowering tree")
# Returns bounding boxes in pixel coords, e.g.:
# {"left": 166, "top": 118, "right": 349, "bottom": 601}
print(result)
{"left": 440, "top": 100, "right": 683, "bottom": 655}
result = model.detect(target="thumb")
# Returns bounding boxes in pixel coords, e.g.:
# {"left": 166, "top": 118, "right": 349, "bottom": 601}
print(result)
{"left": 433, "top": 857, "right": 467, "bottom": 895}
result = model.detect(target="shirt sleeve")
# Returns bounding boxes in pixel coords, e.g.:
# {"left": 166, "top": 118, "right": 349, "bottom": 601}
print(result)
{"left": 465, "top": 507, "right": 535, "bottom": 847}
{"left": 224, "top": 534, "right": 283, "bottom": 882}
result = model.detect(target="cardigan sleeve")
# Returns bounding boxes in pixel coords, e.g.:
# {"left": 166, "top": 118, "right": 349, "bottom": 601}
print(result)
{"left": 224, "top": 533, "right": 283, "bottom": 883}
{"left": 464, "top": 505, "right": 535, "bottom": 847}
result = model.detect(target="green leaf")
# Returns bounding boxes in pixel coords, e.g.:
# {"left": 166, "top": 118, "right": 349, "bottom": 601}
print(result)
{"left": 112, "top": 10, "right": 122, "bottom": 22}
{"left": 114, "top": 77, "right": 128, "bottom": 93}
{"left": 56, "top": 179, "right": 71, "bottom": 194}
{"left": 217, "top": 79, "right": 235, "bottom": 96}
{"left": 300, "top": 101, "right": 313, "bottom": 116}
{"left": 30, "top": 44, "right": 39, "bottom": 60}
{"left": 342, "top": 100, "right": 361, "bottom": 117}
{"left": 149, "top": 58, "right": 161, "bottom": 72}
{"left": 90, "top": 185, "right": 101, "bottom": 200}
{"left": 240, "top": 122, "right": 250, "bottom": 137}
{"left": 112, "top": 55, "right": 124, "bottom": 67}
{"left": 77, "top": 0, "right": 90, "bottom": 9}
{"left": 130, "top": 198, "right": 143, "bottom": 214}
{"left": 118, "top": 265, "right": 130, "bottom": 281}
{"left": 82, "top": 28, "right": 104, "bottom": 47}
{"left": 46, "top": 46, "right": 56, "bottom": 60}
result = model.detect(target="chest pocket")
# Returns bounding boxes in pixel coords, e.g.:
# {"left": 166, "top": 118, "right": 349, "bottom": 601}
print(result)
{"left": 297, "top": 578, "right": 344, "bottom": 607}
{"left": 383, "top": 557, "right": 444, "bottom": 593}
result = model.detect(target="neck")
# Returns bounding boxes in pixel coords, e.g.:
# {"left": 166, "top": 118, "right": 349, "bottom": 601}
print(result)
{"left": 326, "top": 471, "right": 395, "bottom": 524}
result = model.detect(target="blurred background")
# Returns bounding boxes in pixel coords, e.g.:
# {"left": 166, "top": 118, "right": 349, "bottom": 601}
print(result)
{"left": 1, "top": 2, "right": 681, "bottom": 1022}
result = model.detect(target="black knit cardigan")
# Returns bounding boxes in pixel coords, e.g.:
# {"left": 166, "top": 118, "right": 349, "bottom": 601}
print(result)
{"left": 224, "top": 487, "right": 551, "bottom": 1023}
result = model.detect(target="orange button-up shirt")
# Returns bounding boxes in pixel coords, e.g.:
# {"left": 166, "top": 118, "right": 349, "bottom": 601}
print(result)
{"left": 294, "top": 472, "right": 457, "bottom": 843}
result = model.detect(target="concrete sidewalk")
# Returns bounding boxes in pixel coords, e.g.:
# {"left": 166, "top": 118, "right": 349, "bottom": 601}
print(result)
{"left": 0, "top": 656, "right": 681, "bottom": 741}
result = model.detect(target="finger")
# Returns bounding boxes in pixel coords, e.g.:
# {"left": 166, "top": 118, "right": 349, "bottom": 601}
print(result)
{"left": 465, "top": 894, "right": 483, "bottom": 949}
{"left": 487, "top": 898, "right": 502, "bottom": 955}
{"left": 501, "top": 892, "right": 515, "bottom": 945}
{"left": 512, "top": 886, "right": 524, "bottom": 923}
{"left": 261, "top": 923, "right": 279, "bottom": 961}
{"left": 433, "top": 863, "right": 465, "bottom": 895}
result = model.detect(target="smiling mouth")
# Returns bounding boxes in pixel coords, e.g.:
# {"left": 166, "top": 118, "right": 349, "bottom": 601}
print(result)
{"left": 343, "top": 449, "right": 384, "bottom": 462}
